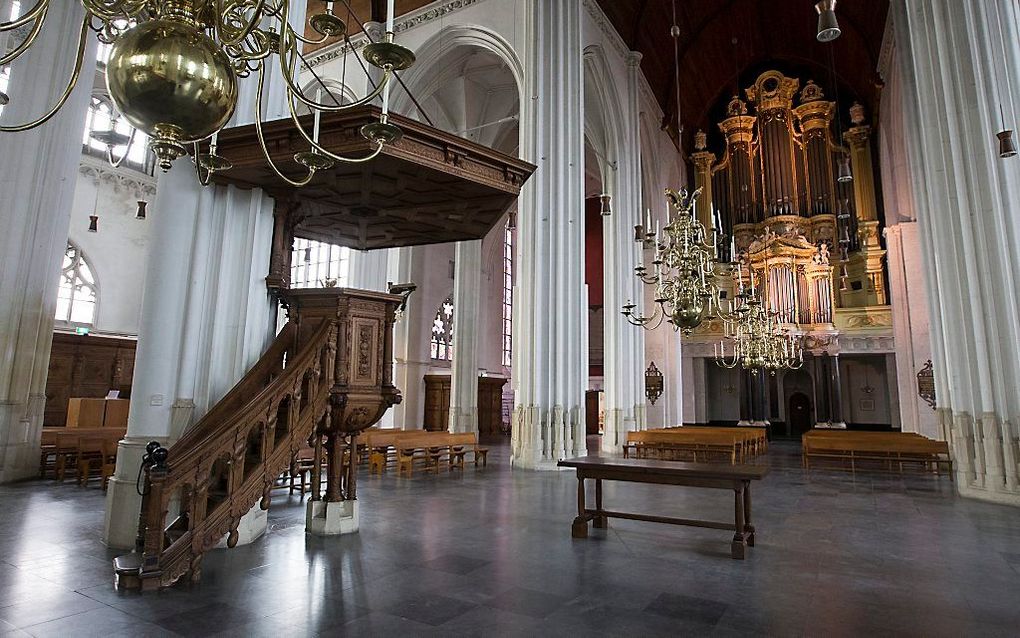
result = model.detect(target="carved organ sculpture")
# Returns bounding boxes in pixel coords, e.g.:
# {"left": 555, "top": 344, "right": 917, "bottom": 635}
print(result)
{"left": 693, "top": 70, "right": 890, "bottom": 428}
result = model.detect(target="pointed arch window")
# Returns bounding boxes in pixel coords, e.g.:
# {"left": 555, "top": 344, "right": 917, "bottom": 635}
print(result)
{"left": 56, "top": 242, "right": 97, "bottom": 326}
{"left": 430, "top": 295, "right": 454, "bottom": 361}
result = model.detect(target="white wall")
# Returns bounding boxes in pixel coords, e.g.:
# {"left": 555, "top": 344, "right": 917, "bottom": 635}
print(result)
{"left": 68, "top": 157, "right": 154, "bottom": 336}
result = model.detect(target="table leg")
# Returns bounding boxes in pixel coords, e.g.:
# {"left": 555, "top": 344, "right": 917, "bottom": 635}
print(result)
{"left": 593, "top": 478, "right": 607, "bottom": 529}
{"left": 572, "top": 476, "right": 588, "bottom": 538}
{"left": 731, "top": 484, "right": 746, "bottom": 559}
{"left": 743, "top": 480, "right": 755, "bottom": 547}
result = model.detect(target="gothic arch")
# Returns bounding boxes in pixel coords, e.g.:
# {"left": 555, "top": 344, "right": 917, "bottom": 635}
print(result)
{"left": 391, "top": 25, "right": 525, "bottom": 117}
{"left": 582, "top": 45, "right": 626, "bottom": 195}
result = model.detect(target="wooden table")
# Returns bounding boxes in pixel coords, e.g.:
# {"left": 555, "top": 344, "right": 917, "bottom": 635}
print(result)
{"left": 557, "top": 456, "right": 769, "bottom": 559}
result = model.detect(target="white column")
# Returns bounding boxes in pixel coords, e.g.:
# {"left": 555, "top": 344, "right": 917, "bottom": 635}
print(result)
{"left": 512, "top": 0, "right": 587, "bottom": 468}
{"left": 0, "top": 3, "right": 98, "bottom": 482}
{"left": 448, "top": 241, "right": 482, "bottom": 433}
{"left": 601, "top": 51, "right": 648, "bottom": 452}
{"left": 389, "top": 247, "right": 427, "bottom": 429}
{"left": 894, "top": 0, "right": 1020, "bottom": 504}
{"left": 104, "top": 2, "right": 306, "bottom": 546}
{"left": 884, "top": 223, "right": 938, "bottom": 437}
{"left": 348, "top": 249, "right": 390, "bottom": 291}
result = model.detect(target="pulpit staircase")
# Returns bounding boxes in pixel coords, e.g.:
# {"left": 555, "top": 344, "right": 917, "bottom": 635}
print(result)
{"left": 114, "top": 288, "right": 403, "bottom": 591}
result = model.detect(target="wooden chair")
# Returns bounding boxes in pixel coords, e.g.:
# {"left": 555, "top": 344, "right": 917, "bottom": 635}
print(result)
{"left": 289, "top": 446, "right": 317, "bottom": 496}
{"left": 76, "top": 437, "right": 108, "bottom": 486}
{"left": 54, "top": 432, "right": 80, "bottom": 482}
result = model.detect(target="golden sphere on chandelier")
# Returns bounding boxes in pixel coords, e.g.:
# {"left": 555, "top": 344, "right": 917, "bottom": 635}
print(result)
{"left": 106, "top": 19, "right": 239, "bottom": 171}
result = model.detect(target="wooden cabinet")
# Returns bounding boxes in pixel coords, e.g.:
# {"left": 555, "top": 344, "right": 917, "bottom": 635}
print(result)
{"left": 45, "top": 332, "right": 136, "bottom": 427}
{"left": 423, "top": 375, "right": 508, "bottom": 434}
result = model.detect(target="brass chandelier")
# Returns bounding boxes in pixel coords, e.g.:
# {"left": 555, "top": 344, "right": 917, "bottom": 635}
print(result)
{"left": 0, "top": 0, "right": 414, "bottom": 185}
{"left": 714, "top": 251, "right": 804, "bottom": 373}
{"left": 622, "top": 187, "right": 723, "bottom": 335}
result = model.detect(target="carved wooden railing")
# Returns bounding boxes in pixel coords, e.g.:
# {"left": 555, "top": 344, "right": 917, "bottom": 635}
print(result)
{"left": 128, "top": 318, "right": 336, "bottom": 589}
{"left": 115, "top": 288, "right": 404, "bottom": 591}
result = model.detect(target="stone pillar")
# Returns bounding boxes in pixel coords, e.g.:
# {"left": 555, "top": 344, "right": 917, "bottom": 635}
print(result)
{"left": 348, "top": 249, "right": 390, "bottom": 291}
{"left": 599, "top": 51, "right": 647, "bottom": 453}
{"left": 512, "top": 0, "right": 587, "bottom": 468}
{"left": 812, "top": 355, "right": 831, "bottom": 426}
{"left": 0, "top": 3, "right": 97, "bottom": 483}
{"left": 448, "top": 240, "right": 481, "bottom": 433}
{"left": 104, "top": 2, "right": 307, "bottom": 547}
{"left": 389, "top": 247, "right": 427, "bottom": 430}
{"left": 894, "top": 0, "right": 1020, "bottom": 503}
{"left": 737, "top": 370, "right": 752, "bottom": 426}
{"left": 884, "top": 224, "right": 938, "bottom": 437}
{"left": 829, "top": 355, "right": 846, "bottom": 428}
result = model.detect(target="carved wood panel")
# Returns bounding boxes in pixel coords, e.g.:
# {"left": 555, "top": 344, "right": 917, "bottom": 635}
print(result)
{"left": 45, "top": 332, "right": 136, "bottom": 427}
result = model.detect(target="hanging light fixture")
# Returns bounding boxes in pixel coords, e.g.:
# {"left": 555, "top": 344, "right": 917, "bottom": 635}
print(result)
{"left": 88, "top": 214, "right": 98, "bottom": 232}
{"left": 135, "top": 200, "right": 147, "bottom": 219}
{"left": 815, "top": 1, "right": 841, "bottom": 43}
{"left": 836, "top": 153, "right": 853, "bottom": 183}
{"left": 714, "top": 247, "right": 804, "bottom": 373}
{"left": 998, "top": 130, "right": 1018, "bottom": 158}
{"left": 622, "top": 187, "right": 724, "bottom": 335}
{"left": 600, "top": 194, "right": 612, "bottom": 217}
{"left": 0, "top": 0, "right": 414, "bottom": 185}
{"left": 998, "top": 106, "right": 1017, "bottom": 158}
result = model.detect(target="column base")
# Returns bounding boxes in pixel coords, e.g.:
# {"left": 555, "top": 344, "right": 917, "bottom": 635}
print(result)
{"left": 104, "top": 436, "right": 169, "bottom": 549}
{"left": 0, "top": 396, "right": 45, "bottom": 484}
{"left": 750, "top": 420, "right": 770, "bottom": 428}
{"left": 215, "top": 502, "right": 267, "bottom": 548}
{"left": 306, "top": 499, "right": 359, "bottom": 536}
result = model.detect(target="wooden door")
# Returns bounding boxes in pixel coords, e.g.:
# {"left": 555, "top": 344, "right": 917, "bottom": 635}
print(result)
{"left": 789, "top": 392, "right": 812, "bottom": 436}
{"left": 423, "top": 375, "right": 450, "bottom": 431}
{"left": 585, "top": 391, "right": 601, "bottom": 435}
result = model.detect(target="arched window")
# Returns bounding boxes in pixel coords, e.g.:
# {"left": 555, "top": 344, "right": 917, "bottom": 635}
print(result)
{"left": 291, "top": 237, "right": 350, "bottom": 288}
{"left": 430, "top": 295, "right": 454, "bottom": 361}
{"left": 56, "top": 242, "right": 97, "bottom": 326}
{"left": 502, "top": 222, "right": 514, "bottom": 367}
{"left": 82, "top": 95, "right": 151, "bottom": 172}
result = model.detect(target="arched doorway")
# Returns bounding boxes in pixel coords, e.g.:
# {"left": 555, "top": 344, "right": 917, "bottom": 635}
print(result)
{"left": 788, "top": 392, "right": 812, "bottom": 436}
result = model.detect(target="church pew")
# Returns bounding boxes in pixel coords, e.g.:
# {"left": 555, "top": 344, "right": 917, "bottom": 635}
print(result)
{"left": 801, "top": 430, "right": 951, "bottom": 476}
{"left": 624, "top": 428, "right": 766, "bottom": 464}
{"left": 393, "top": 432, "right": 489, "bottom": 477}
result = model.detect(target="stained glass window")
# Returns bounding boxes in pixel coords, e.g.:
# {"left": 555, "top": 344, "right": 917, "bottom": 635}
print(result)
{"left": 430, "top": 295, "right": 454, "bottom": 361}
{"left": 56, "top": 242, "right": 97, "bottom": 326}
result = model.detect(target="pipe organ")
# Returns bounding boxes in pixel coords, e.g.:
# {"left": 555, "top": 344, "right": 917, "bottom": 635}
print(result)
{"left": 693, "top": 70, "right": 888, "bottom": 325}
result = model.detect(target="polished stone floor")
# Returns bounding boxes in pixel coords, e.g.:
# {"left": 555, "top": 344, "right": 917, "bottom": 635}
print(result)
{"left": 1, "top": 439, "right": 1019, "bottom": 637}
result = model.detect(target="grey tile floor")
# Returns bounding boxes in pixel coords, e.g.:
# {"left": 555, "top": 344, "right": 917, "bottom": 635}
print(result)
{"left": 1, "top": 438, "right": 1019, "bottom": 637}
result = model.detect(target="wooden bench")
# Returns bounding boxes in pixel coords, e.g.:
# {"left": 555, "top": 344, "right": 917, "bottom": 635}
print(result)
{"left": 624, "top": 427, "right": 767, "bottom": 464}
{"left": 558, "top": 456, "right": 769, "bottom": 559}
{"left": 361, "top": 429, "right": 432, "bottom": 474}
{"left": 393, "top": 432, "right": 489, "bottom": 477}
{"left": 44, "top": 427, "right": 125, "bottom": 482}
{"left": 802, "top": 430, "right": 952, "bottom": 476}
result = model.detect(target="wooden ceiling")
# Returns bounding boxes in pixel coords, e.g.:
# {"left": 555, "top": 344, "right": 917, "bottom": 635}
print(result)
{"left": 594, "top": 0, "right": 890, "bottom": 143}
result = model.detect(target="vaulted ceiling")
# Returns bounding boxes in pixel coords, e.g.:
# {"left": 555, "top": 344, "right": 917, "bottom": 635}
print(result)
{"left": 594, "top": 0, "right": 890, "bottom": 145}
